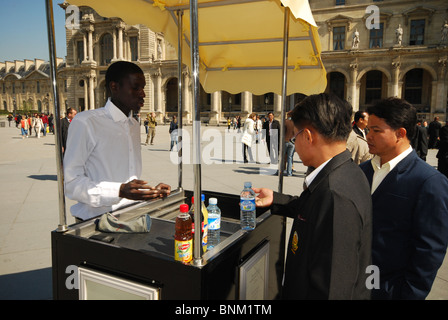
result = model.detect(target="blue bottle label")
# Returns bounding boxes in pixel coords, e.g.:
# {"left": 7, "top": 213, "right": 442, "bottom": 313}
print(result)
{"left": 208, "top": 217, "right": 220, "bottom": 230}
{"left": 240, "top": 199, "right": 255, "bottom": 211}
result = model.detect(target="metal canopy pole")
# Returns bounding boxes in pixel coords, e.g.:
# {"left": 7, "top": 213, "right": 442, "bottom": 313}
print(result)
{"left": 278, "top": 6, "right": 290, "bottom": 194}
{"left": 190, "top": 0, "right": 204, "bottom": 266}
{"left": 45, "top": 0, "right": 67, "bottom": 232}
{"left": 177, "top": 10, "right": 184, "bottom": 190}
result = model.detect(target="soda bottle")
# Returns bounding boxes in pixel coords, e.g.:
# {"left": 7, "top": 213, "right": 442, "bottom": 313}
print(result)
{"left": 240, "top": 182, "right": 256, "bottom": 230}
{"left": 207, "top": 197, "right": 221, "bottom": 249}
{"left": 201, "top": 194, "right": 209, "bottom": 253}
{"left": 174, "top": 204, "right": 193, "bottom": 264}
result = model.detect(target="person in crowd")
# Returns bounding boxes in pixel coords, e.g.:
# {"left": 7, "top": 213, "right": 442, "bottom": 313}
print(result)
{"left": 49, "top": 114, "right": 54, "bottom": 134}
{"left": 254, "top": 93, "right": 372, "bottom": 300}
{"left": 33, "top": 114, "right": 44, "bottom": 139}
{"left": 145, "top": 112, "right": 157, "bottom": 145}
{"left": 360, "top": 97, "right": 448, "bottom": 300}
{"left": 241, "top": 113, "right": 256, "bottom": 163}
{"left": 353, "top": 110, "right": 369, "bottom": 139}
{"left": 7, "top": 113, "right": 13, "bottom": 127}
{"left": 283, "top": 111, "right": 295, "bottom": 176}
{"left": 61, "top": 107, "right": 77, "bottom": 154}
{"left": 41, "top": 113, "right": 48, "bottom": 136}
{"left": 64, "top": 61, "right": 171, "bottom": 222}
{"left": 436, "top": 121, "right": 448, "bottom": 178}
{"left": 20, "top": 115, "right": 29, "bottom": 139}
{"left": 169, "top": 115, "right": 178, "bottom": 151}
{"left": 428, "top": 116, "right": 442, "bottom": 149}
{"left": 262, "top": 111, "right": 281, "bottom": 164}
{"left": 411, "top": 122, "right": 429, "bottom": 161}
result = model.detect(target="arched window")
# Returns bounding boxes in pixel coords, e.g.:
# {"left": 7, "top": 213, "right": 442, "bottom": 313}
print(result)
{"left": 100, "top": 33, "right": 113, "bottom": 65}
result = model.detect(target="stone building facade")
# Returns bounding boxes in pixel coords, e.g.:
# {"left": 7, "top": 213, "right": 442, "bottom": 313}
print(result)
{"left": 1, "top": 1, "right": 447, "bottom": 123}
{"left": 0, "top": 58, "right": 67, "bottom": 115}
{"left": 314, "top": 0, "right": 448, "bottom": 121}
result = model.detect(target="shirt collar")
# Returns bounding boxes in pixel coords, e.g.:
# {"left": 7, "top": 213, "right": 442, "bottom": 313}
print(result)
{"left": 305, "top": 158, "right": 332, "bottom": 188}
{"left": 371, "top": 146, "right": 413, "bottom": 172}
{"left": 105, "top": 98, "right": 132, "bottom": 122}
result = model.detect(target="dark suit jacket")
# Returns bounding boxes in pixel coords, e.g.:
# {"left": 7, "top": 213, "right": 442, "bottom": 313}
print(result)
{"left": 411, "top": 125, "right": 428, "bottom": 160}
{"left": 61, "top": 117, "right": 71, "bottom": 152}
{"left": 262, "top": 119, "right": 280, "bottom": 145}
{"left": 360, "top": 151, "right": 448, "bottom": 300}
{"left": 271, "top": 150, "right": 372, "bottom": 299}
{"left": 353, "top": 125, "right": 367, "bottom": 138}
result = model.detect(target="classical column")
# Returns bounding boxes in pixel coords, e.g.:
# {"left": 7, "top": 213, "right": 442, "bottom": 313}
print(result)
{"left": 183, "top": 69, "right": 192, "bottom": 124}
{"left": 84, "top": 79, "right": 88, "bottom": 111}
{"left": 117, "top": 23, "right": 124, "bottom": 60}
{"left": 241, "top": 91, "right": 253, "bottom": 117}
{"left": 391, "top": 60, "right": 401, "bottom": 98}
{"left": 151, "top": 69, "right": 162, "bottom": 120}
{"left": 112, "top": 28, "right": 117, "bottom": 60}
{"left": 274, "top": 94, "right": 281, "bottom": 116}
{"left": 436, "top": 58, "right": 448, "bottom": 118}
{"left": 349, "top": 61, "right": 359, "bottom": 111}
{"left": 82, "top": 32, "right": 87, "bottom": 63}
{"left": 88, "top": 27, "right": 94, "bottom": 63}
{"left": 209, "top": 91, "right": 221, "bottom": 125}
{"left": 89, "top": 75, "right": 95, "bottom": 110}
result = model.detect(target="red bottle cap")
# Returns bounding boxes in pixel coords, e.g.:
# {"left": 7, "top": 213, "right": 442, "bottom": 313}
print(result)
{"left": 180, "top": 204, "right": 189, "bottom": 213}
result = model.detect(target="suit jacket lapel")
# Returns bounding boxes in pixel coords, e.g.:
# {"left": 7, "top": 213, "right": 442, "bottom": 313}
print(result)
{"left": 371, "top": 151, "right": 417, "bottom": 199}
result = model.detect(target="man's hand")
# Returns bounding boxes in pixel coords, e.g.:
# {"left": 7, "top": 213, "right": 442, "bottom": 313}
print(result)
{"left": 119, "top": 179, "right": 171, "bottom": 200}
{"left": 252, "top": 187, "right": 273, "bottom": 207}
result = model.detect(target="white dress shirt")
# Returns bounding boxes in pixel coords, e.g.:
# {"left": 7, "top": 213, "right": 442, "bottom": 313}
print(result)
{"left": 370, "top": 146, "right": 413, "bottom": 194}
{"left": 64, "top": 99, "right": 142, "bottom": 220}
{"left": 304, "top": 158, "right": 332, "bottom": 189}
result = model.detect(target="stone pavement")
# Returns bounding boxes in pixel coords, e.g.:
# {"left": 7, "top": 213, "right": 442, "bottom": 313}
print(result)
{"left": 0, "top": 118, "right": 446, "bottom": 299}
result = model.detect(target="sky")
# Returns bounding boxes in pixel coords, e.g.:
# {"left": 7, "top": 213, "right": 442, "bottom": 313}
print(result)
{"left": 0, "top": 0, "right": 67, "bottom": 62}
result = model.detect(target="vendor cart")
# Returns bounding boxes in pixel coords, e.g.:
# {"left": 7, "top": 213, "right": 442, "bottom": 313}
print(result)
{"left": 46, "top": 0, "right": 326, "bottom": 300}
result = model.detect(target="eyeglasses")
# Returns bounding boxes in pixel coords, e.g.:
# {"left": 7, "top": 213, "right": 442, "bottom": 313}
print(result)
{"left": 289, "top": 128, "right": 304, "bottom": 144}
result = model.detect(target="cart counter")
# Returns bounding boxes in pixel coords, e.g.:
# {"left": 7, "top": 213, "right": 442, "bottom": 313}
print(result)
{"left": 52, "top": 189, "right": 285, "bottom": 300}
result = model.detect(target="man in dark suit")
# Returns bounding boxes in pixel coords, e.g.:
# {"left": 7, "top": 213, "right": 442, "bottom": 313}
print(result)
{"left": 262, "top": 111, "right": 280, "bottom": 164}
{"left": 360, "top": 98, "right": 448, "bottom": 300}
{"left": 353, "top": 110, "right": 369, "bottom": 139}
{"left": 437, "top": 122, "right": 448, "bottom": 178}
{"left": 254, "top": 93, "right": 372, "bottom": 299}
{"left": 61, "top": 107, "right": 77, "bottom": 155}
{"left": 411, "top": 123, "right": 428, "bottom": 161}
{"left": 428, "top": 116, "right": 442, "bottom": 148}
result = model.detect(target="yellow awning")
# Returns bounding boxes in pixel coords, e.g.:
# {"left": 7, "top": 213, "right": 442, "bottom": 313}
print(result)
{"left": 68, "top": 0, "right": 326, "bottom": 96}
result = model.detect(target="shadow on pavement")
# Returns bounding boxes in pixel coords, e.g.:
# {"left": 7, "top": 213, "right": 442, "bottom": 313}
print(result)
{"left": 0, "top": 268, "right": 52, "bottom": 300}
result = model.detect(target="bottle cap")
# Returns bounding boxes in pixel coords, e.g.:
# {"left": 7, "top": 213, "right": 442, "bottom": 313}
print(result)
{"left": 244, "top": 181, "right": 252, "bottom": 188}
{"left": 209, "top": 198, "right": 217, "bottom": 205}
{"left": 180, "top": 204, "right": 189, "bottom": 213}
{"left": 191, "top": 196, "right": 194, "bottom": 204}
{"left": 201, "top": 194, "right": 205, "bottom": 202}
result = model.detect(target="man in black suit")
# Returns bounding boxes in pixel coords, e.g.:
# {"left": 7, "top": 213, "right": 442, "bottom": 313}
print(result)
{"left": 61, "top": 107, "right": 77, "bottom": 155}
{"left": 254, "top": 93, "right": 372, "bottom": 299}
{"left": 262, "top": 111, "right": 280, "bottom": 164}
{"left": 437, "top": 122, "right": 448, "bottom": 178}
{"left": 428, "top": 116, "right": 442, "bottom": 148}
{"left": 353, "top": 110, "right": 369, "bottom": 139}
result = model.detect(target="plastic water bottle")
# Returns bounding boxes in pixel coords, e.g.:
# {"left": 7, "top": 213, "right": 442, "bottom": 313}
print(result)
{"left": 240, "top": 182, "right": 256, "bottom": 230}
{"left": 207, "top": 198, "right": 221, "bottom": 249}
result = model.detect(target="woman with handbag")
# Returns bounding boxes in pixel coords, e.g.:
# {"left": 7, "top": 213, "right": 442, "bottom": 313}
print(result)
{"left": 241, "top": 113, "right": 257, "bottom": 163}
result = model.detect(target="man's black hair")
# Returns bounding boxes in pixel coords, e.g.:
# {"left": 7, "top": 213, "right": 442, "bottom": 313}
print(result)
{"left": 367, "top": 97, "right": 417, "bottom": 141}
{"left": 105, "top": 61, "right": 144, "bottom": 96}
{"left": 290, "top": 93, "right": 352, "bottom": 142}
{"left": 354, "top": 110, "right": 367, "bottom": 123}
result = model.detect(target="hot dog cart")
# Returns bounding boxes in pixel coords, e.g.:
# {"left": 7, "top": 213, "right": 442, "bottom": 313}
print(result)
{"left": 46, "top": 0, "right": 326, "bottom": 300}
